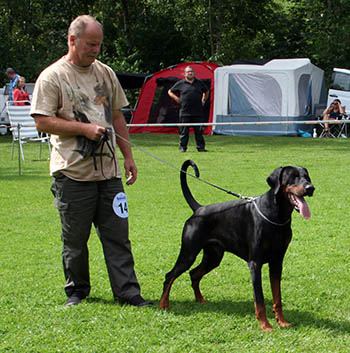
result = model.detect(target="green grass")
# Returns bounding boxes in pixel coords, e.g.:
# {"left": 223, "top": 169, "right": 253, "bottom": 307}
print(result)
{"left": 0, "top": 134, "right": 350, "bottom": 352}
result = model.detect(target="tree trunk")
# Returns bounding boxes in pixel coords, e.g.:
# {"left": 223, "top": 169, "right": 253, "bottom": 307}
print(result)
{"left": 215, "top": 0, "right": 223, "bottom": 56}
{"left": 208, "top": 0, "right": 214, "bottom": 57}
{"left": 120, "top": 0, "right": 133, "bottom": 54}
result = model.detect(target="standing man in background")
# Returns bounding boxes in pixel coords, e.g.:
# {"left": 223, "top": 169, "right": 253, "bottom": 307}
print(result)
{"left": 168, "top": 66, "right": 209, "bottom": 152}
{"left": 30, "top": 15, "right": 152, "bottom": 308}
{"left": 5, "top": 68, "right": 20, "bottom": 103}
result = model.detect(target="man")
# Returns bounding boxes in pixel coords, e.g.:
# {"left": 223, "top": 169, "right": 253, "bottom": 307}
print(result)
{"left": 5, "top": 68, "right": 20, "bottom": 103}
{"left": 168, "top": 66, "right": 209, "bottom": 152}
{"left": 30, "top": 15, "right": 152, "bottom": 307}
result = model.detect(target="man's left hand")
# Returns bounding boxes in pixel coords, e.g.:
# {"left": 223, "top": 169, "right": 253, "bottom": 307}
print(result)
{"left": 124, "top": 158, "right": 137, "bottom": 185}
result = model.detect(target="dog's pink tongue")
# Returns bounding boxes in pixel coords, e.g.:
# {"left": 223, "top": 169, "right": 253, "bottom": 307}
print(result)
{"left": 296, "top": 196, "right": 311, "bottom": 219}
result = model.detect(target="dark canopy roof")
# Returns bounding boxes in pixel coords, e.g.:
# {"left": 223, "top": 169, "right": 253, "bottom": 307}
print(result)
{"left": 3, "top": 73, "right": 146, "bottom": 92}
{"left": 116, "top": 72, "right": 147, "bottom": 89}
{"left": 231, "top": 59, "right": 270, "bottom": 66}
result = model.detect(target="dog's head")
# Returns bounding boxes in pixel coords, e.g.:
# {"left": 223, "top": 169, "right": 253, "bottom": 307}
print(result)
{"left": 267, "top": 166, "right": 315, "bottom": 219}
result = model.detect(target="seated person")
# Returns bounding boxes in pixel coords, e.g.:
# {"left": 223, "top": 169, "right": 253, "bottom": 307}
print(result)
{"left": 13, "top": 77, "right": 30, "bottom": 106}
{"left": 322, "top": 99, "right": 345, "bottom": 136}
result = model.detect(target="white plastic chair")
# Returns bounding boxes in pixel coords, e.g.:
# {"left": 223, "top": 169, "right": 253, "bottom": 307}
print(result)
{"left": 6, "top": 102, "right": 51, "bottom": 160}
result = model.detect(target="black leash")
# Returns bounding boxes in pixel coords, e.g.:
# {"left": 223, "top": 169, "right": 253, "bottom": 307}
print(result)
{"left": 113, "top": 131, "right": 250, "bottom": 200}
{"left": 111, "top": 131, "right": 291, "bottom": 226}
{"left": 91, "top": 128, "right": 117, "bottom": 179}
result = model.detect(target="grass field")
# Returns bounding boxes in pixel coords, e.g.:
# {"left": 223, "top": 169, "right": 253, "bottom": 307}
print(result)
{"left": 0, "top": 133, "right": 350, "bottom": 352}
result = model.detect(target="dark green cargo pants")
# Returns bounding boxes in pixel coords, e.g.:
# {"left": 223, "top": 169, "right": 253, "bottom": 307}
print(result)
{"left": 51, "top": 174, "right": 141, "bottom": 301}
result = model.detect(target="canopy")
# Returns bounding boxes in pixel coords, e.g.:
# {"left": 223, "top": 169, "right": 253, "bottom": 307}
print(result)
{"left": 130, "top": 62, "right": 218, "bottom": 134}
{"left": 213, "top": 58, "right": 327, "bottom": 136}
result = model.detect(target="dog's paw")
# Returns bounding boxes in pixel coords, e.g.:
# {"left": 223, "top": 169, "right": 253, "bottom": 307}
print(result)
{"left": 260, "top": 321, "right": 274, "bottom": 331}
{"left": 277, "top": 319, "right": 292, "bottom": 328}
{"left": 159, "top": 299, "right": 169, "bottom": 310}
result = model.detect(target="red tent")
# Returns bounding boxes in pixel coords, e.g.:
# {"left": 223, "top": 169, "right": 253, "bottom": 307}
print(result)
{"left": 129, "top": 62, "right": 219, "bottom": 135}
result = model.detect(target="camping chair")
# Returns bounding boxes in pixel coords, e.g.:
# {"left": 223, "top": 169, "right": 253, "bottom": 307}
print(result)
{"left": 317, "top": 105, "right": 348, "bottom": 138}
{"left": 335, "top": 112, "right": 350, "bottom": 138}
{"left": 314, "top": 104, "right": 326, "bottom": 137}
{"left": 7, "top": 102, "right": 51, "bottom": 161}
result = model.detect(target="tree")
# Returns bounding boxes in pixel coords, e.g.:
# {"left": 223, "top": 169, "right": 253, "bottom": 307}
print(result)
{"left": 1, "top": 0, "right": 349, "bottom": 87}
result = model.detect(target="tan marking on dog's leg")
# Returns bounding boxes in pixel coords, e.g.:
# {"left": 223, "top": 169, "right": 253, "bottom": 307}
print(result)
{"left": 255, "top": 303, "right": 273, "bottom": 331}
{"left": 159, "top": 278, "right": 176, "bottom": 310}
{"left": 192, "top": 279, "right": 207, "bottom": 303}
{"left": 270, "top": 278, "right": 292, "bottom": 328}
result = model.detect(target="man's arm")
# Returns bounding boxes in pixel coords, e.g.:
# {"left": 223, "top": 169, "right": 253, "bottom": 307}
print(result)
{"left": 168, "top": 89, "right": 181, "bottom": 104}
{"left": 202, "top": 91, "right": 209, "bottom": 105}
{"left": 32, "top": 114, "right": 106, "bottom": 141}
{"left": 112, "top": 110, "right": 137, "bottom": 185}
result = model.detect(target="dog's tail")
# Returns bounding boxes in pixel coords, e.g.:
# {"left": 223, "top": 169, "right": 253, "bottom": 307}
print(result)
{"left": 181, "top": 160, "right": 202, "bottom": 212}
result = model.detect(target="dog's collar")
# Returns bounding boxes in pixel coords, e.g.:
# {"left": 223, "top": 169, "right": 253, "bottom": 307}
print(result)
{"left": 249, "top": 198, "right": 291, "bottom": 227}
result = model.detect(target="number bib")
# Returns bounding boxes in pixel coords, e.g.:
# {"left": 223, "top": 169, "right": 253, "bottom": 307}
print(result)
{"left": 112, "top": 192, "right": 129, "bottom": 218}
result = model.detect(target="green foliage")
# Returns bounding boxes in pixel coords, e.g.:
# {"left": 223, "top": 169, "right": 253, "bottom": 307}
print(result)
{"left": 0, "top": 0, "right": 349, "bottom": 86}
{"left": 0, "top": 133, "right": 350, "bottom": 351}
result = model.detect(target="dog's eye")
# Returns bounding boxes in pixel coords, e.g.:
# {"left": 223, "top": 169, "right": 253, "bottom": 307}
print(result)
{"left": 285, "top": 171, "right": 299, "bottom": 184}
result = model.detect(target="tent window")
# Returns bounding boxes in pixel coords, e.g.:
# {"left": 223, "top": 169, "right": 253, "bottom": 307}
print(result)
{"left": 330, "top": 71, "right": 350, "bottom": 91}
{"left": 148, "top": 77, "right": 180, "bottom": 124}
{"left": 298, "top": 74, "right": 311, "bottom": 115}
{"left": 228, "top": 74, "right": 282, "bottom": 116}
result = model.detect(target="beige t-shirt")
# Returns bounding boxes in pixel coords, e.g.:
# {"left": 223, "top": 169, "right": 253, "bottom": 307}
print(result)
{"left": 30, "top": 56, "right": 129, "bottom": 181}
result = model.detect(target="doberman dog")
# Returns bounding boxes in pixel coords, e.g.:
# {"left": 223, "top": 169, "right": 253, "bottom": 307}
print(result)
{"left": 159, "top": 160, "right": 315, "bottom": 331}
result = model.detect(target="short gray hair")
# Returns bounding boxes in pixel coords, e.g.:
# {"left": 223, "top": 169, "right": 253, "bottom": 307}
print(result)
{"left": 68, "top": 15, "right": 102, "bottom": 44}
{"left": 5, "top": 67, "right": 16, "bottom": 75}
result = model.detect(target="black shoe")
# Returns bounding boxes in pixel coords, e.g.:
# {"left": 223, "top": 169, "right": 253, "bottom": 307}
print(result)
{"left": 119, "top": 295, "right": 153, "bottom": 307}
{"left": 197, "top": 148, "right": 208, "bottom": 152}
{"left": 64, "top": 295, "right": 83, "bottom": 306}
{"left": 179, "top": 147, "right": 187, "bottom": 152}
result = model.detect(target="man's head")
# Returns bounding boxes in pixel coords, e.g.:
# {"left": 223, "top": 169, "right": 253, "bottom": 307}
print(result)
{"left": 5, "top": 68, "right": 16, "bottom": 79}
{"left": 67, "top": 15, "right": 103, "bottom": 67}
{"left": 184, "top": 66, "right": 195, "bottom": 82}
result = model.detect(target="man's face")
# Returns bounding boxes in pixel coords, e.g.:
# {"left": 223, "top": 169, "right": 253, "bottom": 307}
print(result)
{"left": 70, "top": 22, "right": 103, "bottom": 67}
{"left": 184, "top": 67, "right": 195, "bottom": 81}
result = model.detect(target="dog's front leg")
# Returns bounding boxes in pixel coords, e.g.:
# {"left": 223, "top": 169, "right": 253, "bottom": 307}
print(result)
{"left": 248, "top": 261, "right": 273, "bottom": 331}
{"left": 269, "top": 263, "right": 291, "bottom": 328}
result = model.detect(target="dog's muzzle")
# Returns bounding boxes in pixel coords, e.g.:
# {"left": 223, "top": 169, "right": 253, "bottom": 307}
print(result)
{"left": 305, "top": 184, "right": 315, "bottom": 197}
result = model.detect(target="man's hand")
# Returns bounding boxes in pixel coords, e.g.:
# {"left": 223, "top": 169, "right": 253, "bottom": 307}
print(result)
{"left": 168, "top": 89, "right": 181, "bottom": 104}
{"left": 33, "top": 114, "right": 107, "bottom": 141}
{"left": 124, "top": 157, "right": 137, "bottom": 185}
{"left": 82, "top": 123, "right": 106, "bottom": 141}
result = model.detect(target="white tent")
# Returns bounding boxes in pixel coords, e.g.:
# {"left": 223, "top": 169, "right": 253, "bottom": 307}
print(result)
{"left": 213, "top": 58, "right": 327, "bottom": 136}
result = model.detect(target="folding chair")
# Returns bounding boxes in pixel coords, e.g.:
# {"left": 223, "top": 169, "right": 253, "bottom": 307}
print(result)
{"left": 317, "top": 105, "right": 348, "bottom": 138}
{"left": 335, "top": 112, "right": 349, "bottom": 138}
{"left": 318, "top": 115, "right": 337, "bottom": 138}
{"left": 314, "top": 104, "right": 327, "bottom": 137}
{"left": 6, "top": 102, "right": 51, "bottom": 160}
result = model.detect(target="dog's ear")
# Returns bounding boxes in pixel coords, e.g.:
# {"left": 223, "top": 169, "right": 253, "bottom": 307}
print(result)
{"left": 267, "top": 167, "right": 283, "bottom": 196}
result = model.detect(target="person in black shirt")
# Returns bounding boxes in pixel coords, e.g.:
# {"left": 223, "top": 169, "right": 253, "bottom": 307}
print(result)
{"left": 168, "top": 66, "right": 209, "bottom": 152}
